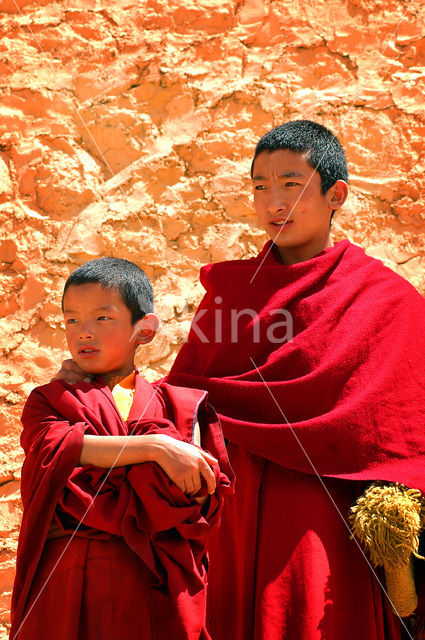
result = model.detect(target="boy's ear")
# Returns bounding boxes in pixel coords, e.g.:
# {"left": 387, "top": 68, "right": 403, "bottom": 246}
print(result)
{"left": 131, "top": 313, "right": 159, "bottom": 345}
{"left": 328, "top": 180, "right": 348, "bottom": 211}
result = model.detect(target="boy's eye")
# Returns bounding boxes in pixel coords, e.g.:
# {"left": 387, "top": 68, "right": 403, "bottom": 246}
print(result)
{"left": 97, "top": 316, "right": 111, "bottom": 321}
{"left": 66, "top": 318, "right": 77, "bottom": 324}
{"left": 286, "top": 182, "right": 300, "bottom": 187}
{"left": 254, "top": 185, "right": 266, "bottom": 191}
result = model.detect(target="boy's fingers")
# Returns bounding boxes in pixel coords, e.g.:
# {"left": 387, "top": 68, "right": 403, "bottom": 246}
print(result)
{"left": 62, "top": 359, "right": 86, "bottom": 374}
{"left": 191, "top": 476, "right": 202, "bottom": 495}
{"left": 200, "top": 461, "right": 216, "bottom": 494}
{"left": 56, "top": 371, "right": 87, "bottom": 383}
{"left": 201, "top": 450, "right": 218, "bottom": 467}
{"left": 184, "top": 478, "right": 195, "bottom": 495}
{"left": 58, "top": 371, "right": 80, "bottom": 381}
{"left": 52, "top": 372, "right": 77, "bottom": 383}
{"left": 53, "top": 359, "right": 89, "bottom": 383}
{"left": 62, "top": 359, "right": 79, "bottom": 371}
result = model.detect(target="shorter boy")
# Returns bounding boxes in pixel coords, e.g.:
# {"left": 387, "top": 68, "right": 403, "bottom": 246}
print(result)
{"left": 11, "top": 258, "right": 232, "bottom": 640}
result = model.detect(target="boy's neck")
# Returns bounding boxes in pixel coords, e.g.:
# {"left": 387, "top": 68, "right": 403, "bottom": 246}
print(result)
{"left": 277, "top": 233, "right": 334, "bottom": 266}
{"left": 101, "top": 368, "right": 135, "bottom": 390}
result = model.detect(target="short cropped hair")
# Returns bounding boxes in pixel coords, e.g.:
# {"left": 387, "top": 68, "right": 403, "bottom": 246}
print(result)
{"left": 251, "top": 120, "right": 348, "bottom": 194}
{"left": 62, "top": 257, "right": 154, "bottom": 323}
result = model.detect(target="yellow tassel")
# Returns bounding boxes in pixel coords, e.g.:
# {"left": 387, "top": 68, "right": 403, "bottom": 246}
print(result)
{"left": 350, "top": 482, "right": 425, "bottom": 618}
{"left": 385, "top": 559, "right": 418, "bottom": 617}
{"left": 350, "top": 482, "right": 425, "bottom": 568}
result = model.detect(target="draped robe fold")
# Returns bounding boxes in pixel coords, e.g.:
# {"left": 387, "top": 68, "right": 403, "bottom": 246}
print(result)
{"left": 11, "top": 373, "right": 233, "bottom": 640}
{"left": 166, "top": 239, "right": 425, "bottom": 640}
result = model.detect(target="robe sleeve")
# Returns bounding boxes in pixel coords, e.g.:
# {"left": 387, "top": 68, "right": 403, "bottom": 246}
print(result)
{"left": 12, "top": 389, "right": 88, "bottom": 635}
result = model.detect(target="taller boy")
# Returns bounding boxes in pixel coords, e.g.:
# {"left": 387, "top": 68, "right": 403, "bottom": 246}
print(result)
{"left": 167, "top": 121, "right": 425, "bottom": 639}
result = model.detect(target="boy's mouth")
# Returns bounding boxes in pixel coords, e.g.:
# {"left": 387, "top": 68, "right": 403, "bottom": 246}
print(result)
{"left": 78, "top": 346, "right": 99, "bottom": 355}
{"left": 270, "top": 219, "right": 292, "bottom": 227}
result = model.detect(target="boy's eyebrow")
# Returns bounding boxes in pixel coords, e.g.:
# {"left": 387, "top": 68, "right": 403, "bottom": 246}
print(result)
{"left": 63, "top": 305, "right": 119, "bottom": 314}
{"left": 252, "top": 171, "right": 304, "bottom": 181}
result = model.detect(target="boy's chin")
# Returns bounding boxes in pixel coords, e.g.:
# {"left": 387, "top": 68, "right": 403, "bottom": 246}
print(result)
{"left": 71, "top": 358, "right": 101, "bottom": 376}
{"left": 271, "top": 237, "right": 299, "bottom": 249}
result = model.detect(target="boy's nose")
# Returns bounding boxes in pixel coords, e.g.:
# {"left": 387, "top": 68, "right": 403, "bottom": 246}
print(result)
{"left": 78, "top": 324, "right": 95, "bottom": 340}
{"left": 267, "top": 196, "right": 288, "bottom": 215}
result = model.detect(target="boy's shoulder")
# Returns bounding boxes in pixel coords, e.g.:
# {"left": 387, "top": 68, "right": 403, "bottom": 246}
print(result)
{"left": 346, "top": 242, "right": 425, "bottom": 302}
{"left": 153, "top": 380, "right": 207, "bottom": 414}
{"left": 25, "top": 378, "right": 88, "bottom": 401}
{"left": 22, "top": 378, "right": 103, "bottom": 421}
{"left": 24, "top": 379, "right": 67, "bottom": 406}
{"left": 29, "top": 378, "right": 67, "bottom": 393}
{"left": 152, "top": 379, "right": 208, "bottom": 440}
{"left": 198, "top": 238, "right": 425, "bottom": 310}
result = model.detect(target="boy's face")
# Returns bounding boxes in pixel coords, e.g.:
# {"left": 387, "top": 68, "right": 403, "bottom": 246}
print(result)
{"left": 63, "top": 283, "right": 138, "bottom": 385}
{"left": 252, "top": 149, "right": 345, "bottom": 264}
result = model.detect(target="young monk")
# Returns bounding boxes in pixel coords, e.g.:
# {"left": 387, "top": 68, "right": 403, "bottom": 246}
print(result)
{"left": 11, "top": 257, "right": 232, "bottom": 640}
{"left": 165, "top": 121, "right": 425, "bottom": 639}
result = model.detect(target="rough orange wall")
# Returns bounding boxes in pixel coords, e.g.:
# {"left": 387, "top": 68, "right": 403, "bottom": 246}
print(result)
{"left": 0, "top": 0, "right": 424, "bottom": 634}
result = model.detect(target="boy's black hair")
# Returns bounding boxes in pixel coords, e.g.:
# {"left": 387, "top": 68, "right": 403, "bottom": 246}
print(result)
{"left": 62, "top": 257, "right": 154, "bottom": 324}
{"left": 251, "top": 120, "right": 348, "bottom": 195}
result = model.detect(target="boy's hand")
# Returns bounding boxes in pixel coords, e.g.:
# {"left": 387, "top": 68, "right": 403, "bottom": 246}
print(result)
{"left": 151, "top": 434, "right": 218, "bottom": 496}
{"left": 51, "top": 359, "right": 92, "bottom": 384}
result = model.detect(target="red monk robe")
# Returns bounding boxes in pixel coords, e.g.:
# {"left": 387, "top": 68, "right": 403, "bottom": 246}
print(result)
{"left": 11, "top": 372, "right": 233, "bottom": 640}
{"left": 166, "top": 239, "right": 425, "bottom": 640}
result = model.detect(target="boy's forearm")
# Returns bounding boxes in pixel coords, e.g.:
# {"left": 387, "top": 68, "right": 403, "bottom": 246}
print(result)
{"left": 79, "top": 434, "right": 161, "bottom": 468}
{"left": 79, "top": 433, "right": 218, "bottom": 498}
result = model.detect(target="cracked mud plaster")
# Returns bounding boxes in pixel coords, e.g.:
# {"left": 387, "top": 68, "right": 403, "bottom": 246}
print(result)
{"left": 0, "top": 0, "right": 425, "bottom": 634}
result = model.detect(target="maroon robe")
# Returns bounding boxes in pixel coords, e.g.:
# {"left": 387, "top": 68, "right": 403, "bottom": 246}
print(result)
{"left": 11, "top": 373, "right": 233, "bottom": 640}
{"left": 167, "top": 239, "right": 425, "bottom": 640}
